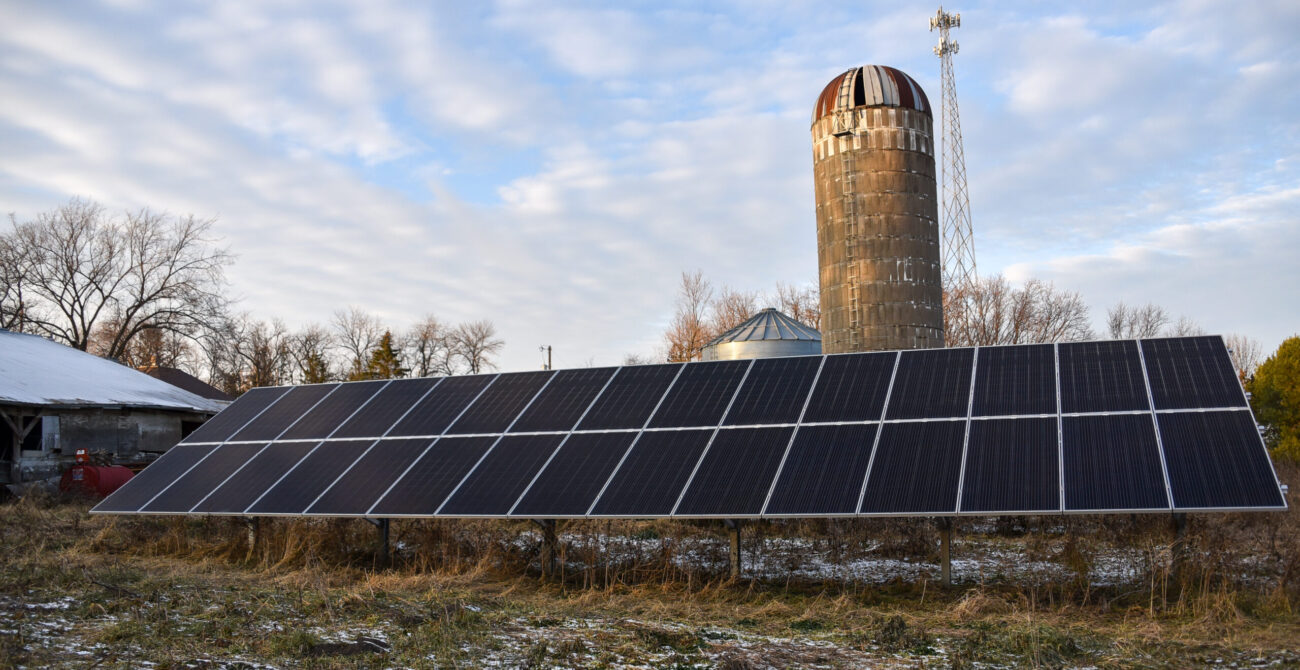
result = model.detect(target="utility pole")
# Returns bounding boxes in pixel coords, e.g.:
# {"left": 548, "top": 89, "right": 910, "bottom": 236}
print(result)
{"left": 931, "top": 7, "right": 977, "bottom": 291}
{"left": 539, "top": 345, "right": 552, "bottom": 370}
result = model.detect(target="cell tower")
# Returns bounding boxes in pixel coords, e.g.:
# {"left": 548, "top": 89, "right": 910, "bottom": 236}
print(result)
{"left": 930, "top": 7, "right": 976, "bottom": 290}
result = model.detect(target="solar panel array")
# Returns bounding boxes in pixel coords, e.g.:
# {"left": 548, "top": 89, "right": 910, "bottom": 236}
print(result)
{"left": 93, "top": 336, "right": 1286, "bottom": 519}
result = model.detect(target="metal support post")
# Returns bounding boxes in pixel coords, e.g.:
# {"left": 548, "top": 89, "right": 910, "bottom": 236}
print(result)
{"left": 724, "top": 519, "right": 743, "bottom": 580}
{"left": 533, "top": 519, "right": 558, "bottom": 578}
{"left": 244, "top": 517, "right": 260, "bottom": 562}
{"left": 364, "top": 518, "right": 391, "bottom": 565}
{"left": 936, "top": 517, "right": 953, "bottom": 587}
{"left": 1171, "top": 512, "right": 1188, "bottom": 578}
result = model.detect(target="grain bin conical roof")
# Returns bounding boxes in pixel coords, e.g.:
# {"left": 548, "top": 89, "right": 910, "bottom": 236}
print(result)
{"left": 700, "top": 308, "right": 822, "bottom": 362}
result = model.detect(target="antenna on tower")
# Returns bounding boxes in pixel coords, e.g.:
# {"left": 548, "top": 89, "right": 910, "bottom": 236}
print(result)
{"left": 930, "top": 7, "right": 976, "bottom": 291}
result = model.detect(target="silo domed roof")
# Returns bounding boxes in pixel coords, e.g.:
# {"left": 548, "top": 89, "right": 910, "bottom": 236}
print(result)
{"left": 705, "top": 308, "right": 821, "bottom": 348}
{"left": 812, "top": 65, "right": 931, "bottom": 125}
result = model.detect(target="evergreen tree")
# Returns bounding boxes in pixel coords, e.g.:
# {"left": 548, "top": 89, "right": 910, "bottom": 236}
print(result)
{"left": 358, "top": 330, "right": 407, "bottom": 380}
{"left": 1248, "top": 335, "right": 1300, "bottom": 462}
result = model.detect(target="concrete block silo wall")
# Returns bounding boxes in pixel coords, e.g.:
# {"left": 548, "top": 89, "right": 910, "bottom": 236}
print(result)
{"left": 812, "top": 77, "right": 945, "bottom": 353}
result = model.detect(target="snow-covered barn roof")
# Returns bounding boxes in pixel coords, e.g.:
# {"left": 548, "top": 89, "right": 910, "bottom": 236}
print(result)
{"left": 0, "top": 329, "right": 224, "bottom": 413}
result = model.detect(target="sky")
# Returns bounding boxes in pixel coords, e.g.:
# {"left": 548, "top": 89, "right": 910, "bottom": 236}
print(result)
{"left": 1, "top": 0, "right": 1297, "bottom": 372}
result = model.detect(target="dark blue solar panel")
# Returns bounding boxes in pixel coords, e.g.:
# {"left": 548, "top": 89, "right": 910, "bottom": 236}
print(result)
{"left": 510, "top": 367, "right": 617, "bottom": 432}
{"left": 860, "top": 421, "right": 966, "bottom": 513}
{"left": 93, "top": 444, "right": 219, "bottom": 512}
{"left": 960, "top": 418, "right": 1059, "bottom": 513}
{"left": 577, "top": 364, "right": 682, "bottom": 430}
{"left": 764, "top": 424, "right": 878, "bottom": 515}
{"left": 972, "top": 344, "right": 1056, "bottom": 416}
{"left": 387, "top": 375, "right": 495, "bottom": 437}
{"left": 648, "top": 360, "right": 749, "bottom": 428}
{"left": 142, "top": 443, "right": 266, "bottom": 512}
{"left": 722, "top": 357, "right": 821, "bottom": 426}
{"left": 511, "top": 432, "right": 638, "bottom": 516}
{"left": 180, "top": 387, "right": 288, "bottom": 443}
{"left": 368, "top": 437, "right": 496, "bottom": 515}
{"left": 246, "top": 441, "right": 374, "bottom": 514}
{"left": 278, "top": 380, "right": 388, "bottom": 440}
{"left": 590, "top": 430, "right": 713, "bottom": 516}
{"left": 1058, "top": 341, "right": 1149, "bottom": 413}
{"left": 332, "top": 377, "right": 441, "bottom": 439}
{"left": 306, "top": 438, "right": 435, "bottom": 514}
{"left": 800, "top": 352, "right": 896, "bottom": 423}
{"left": 1061, "top": 414, "right": 1168, "bottom": 511}
{"left": 438, "top": 434, "right": 565, "bottom": 515}
{"left": 1157, "top": 411, "right": 1284, "bottom": 509}
{"left": 191, "top": 442, "right": 318, "bottom": 514}
{"left": 1141, "top": 337, "right": 1247, "bottom": 410}
{"left": 885, "top": 349, "right": 974, "bottom": 420}
{"left": 446, "top": 371, "right": 553, "bottom": 435}
{"left": 675, "top": 427, "right": 794, "bottom": 515}
{"left": 231, "top": 384, "right": 340, "bottom": 441}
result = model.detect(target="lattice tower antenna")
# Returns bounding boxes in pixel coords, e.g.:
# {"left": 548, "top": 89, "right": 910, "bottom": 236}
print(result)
{"left": 930, "top": 7, "right": 976, "bottom": 290}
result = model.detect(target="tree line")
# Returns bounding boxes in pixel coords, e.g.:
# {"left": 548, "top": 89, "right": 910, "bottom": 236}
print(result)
{"left": 1, "top": 199, "right": 503, "bottom": 396}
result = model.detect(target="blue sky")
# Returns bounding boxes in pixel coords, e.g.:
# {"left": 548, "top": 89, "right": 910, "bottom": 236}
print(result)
{"left": 2, "top": 0, "right": 1297, "bottom": 371}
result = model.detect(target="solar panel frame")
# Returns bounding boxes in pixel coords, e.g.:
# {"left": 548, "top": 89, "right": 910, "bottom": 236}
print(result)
{"left": 178, "top": 386, "right": 290, "bottom": 444}
{"left": 187, "top": 379, "right": 405, "bottom": 516}
{"left": 668, "top": 359, "right": 756, "bottom": 515}
{"left": 1157, "top": 410, "right": 1288, "bottom": 510}
{"left": 94, "top": 335, "right": 1286, "bottom": 521}
{"left": 1141, "top": 336, "right": 1248, "bottom": 410}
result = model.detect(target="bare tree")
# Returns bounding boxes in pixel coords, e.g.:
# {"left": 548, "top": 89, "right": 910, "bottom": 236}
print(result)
{"left": 2, "top": 199, "right": 232, "bottom": 359}
{"left": 1106, "top": 301, "right": 1170, "bottom": 339}
{"left": 118, "top": 325, "right": 197, "bottom": 371}
{"left": 288, "top": 323, "right": 335, "bottom": 384}
{"left": 0, "top": 234, "right": 29, "bottom": 331}
{"left": 452, "top": 320, "right": 504, "bottom": 374}
{"left": 944, "top": 275, "right": 1093, "bottom": 346}
{"left": 1168, "top": 315, "right": 1206, "bottom": 337}
{"left": 665, "top": 270, "right": 714, "bottom": 362}
{"left": 772, "top": 281, "right": 820, "bottom": 330}
{"left": 236, "top": 318, "right": 292, "bottom": 389}
{"left": 404, "top": 314, "right": 457, "bottom": 377}
{"left": 332, "top": 306, "right": 384, "bottom": 377}
{"left": 1224, "top": 333, "right": 1263, "bottom": 381}
{"left": 710, "top": 286, "right": 759, "bottom": 335}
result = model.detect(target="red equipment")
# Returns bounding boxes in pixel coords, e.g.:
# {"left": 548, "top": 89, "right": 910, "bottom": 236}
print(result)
{"left": 60, "top": 465, "right": 134, "bottom": 499}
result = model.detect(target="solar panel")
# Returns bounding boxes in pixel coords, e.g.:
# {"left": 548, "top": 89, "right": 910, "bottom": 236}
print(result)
{"left": 764, "top": 424, "right": 878, "bottom": 515}
{"left": 231, "top": 384, "right": 340, "bottom": 442}
{"left": 885, "top": 348, "right": 974, "bottom": 420}
{"left": 1141, "top": 337, "right": 1247, "bottom": 410}
{"left": 1061, "top": 414, "right": 1168, "bottom": 511}
{"left": 246, "top": 440, "right": 375, "bottom": 514}
{"left": 971, "top": 344, "right": 1056, "bottom": 416}
{"left": 511, "top": 432, "right": 638, "bottom": 517}
{"left": 180, "top": 387, "right": 288, "bottom": 444}
{"left": 278, "top": 380, "right": 388, "bottom": 440}
{"left": 1058, "top": 341, "right": 1149, "bottom": 413}
{"left": 191, "top": 442, "right": 319, "bottom": 514}
{"left": 648, "top": 360, "right": 750, "bottom": 428}
{"left": 447, "top": 371, "right": 552, "bottom": 434}
{"left": 438, "top": 434, "right": 566, "bottom": 516}
{"left": 577, "top": 363, "right": 683, "bottom": 430}
{"left": 387, "top": 375, "right": 495, "bottom": 437}
{"left": 675, "top": 427, "right": 795, "bottom": 515}
{"left": 142, "top": 443, "right": 267, "bottom": 513}
{"left": 860, "top": 421, "right": 966, "bottom": 514}
{"left": 368, "top": 437, "right": 496, "bottom": 516}
{"left": 960, "top": 418, "right": 1059, "bottom": 513}
{"left": 95, "top": 444, "right": 220, "bottom": 512}
{"left": 799, "top": 352, "right": 895, "bottom": 423}
{"left": 722, "top": 356, "right": 822, "bottom": 426}
{"left": 94, "top": 336, "right": 1285, "bottom": 520}
{"left": 332, "top": 377, "right": 441, "bottom": 439}
{"left": 590, "top": 430, "right": 714, "bottom": 516}
{"left": 1157, "top": 411, "right": 1285, "bottom": 509}
{"left": 510, "top": 367, "right": 618, "bottom": 432}
{"left": 306, "top": 438, "right": 435, "bottom": 515}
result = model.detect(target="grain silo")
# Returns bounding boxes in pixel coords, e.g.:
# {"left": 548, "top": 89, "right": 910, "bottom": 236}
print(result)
{"left": 811, "top": 65, "right": 943, "bottom": 353}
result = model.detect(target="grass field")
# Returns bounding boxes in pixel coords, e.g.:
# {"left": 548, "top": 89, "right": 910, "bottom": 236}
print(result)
{"left": 2, "top": 465, "right": 1297, "bottom": 668}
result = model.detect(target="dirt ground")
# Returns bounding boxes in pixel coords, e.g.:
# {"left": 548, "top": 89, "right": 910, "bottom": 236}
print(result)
{"left": 2, "top": 493, "right": 1299, "bottom": 669}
